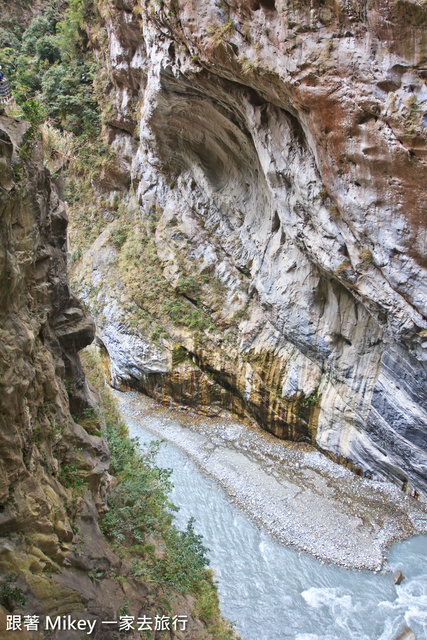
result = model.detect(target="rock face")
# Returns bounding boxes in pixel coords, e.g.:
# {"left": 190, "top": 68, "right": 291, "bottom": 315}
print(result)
{"left": 393, "top": 569, "right": 405, "bottom": 585}
{"left": 0, "top": 116, "right": 214, "bottom": 639}
{"left": 394, "top": 626, "right": 417, "bottom": 640}
{"left": 73, "top": 0, "right": 427, "bottom": 498}
{"left": 0, "top": 114, "right": 110, "bottom": 636}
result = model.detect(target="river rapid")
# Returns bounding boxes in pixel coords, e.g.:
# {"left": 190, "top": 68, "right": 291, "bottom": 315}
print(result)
{"left": 114, "top": 390, "right": 427, "bottom": 640}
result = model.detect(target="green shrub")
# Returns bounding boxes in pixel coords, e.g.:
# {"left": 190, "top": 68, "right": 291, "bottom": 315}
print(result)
{"left": 59, "top": 462, "right": 87, "bottom": 490}
{"left": 112, "top": 226, "right": 128, "bottom": 249}
{"left": 36, "top": 36, "right": 61, "bottom": 63}
{"left": 0, "top": 0, "right": 101, "bottom": 138}
{"left": 176, "top": 274, "right": 201, "bottom": 298}
{"left": 172, "top": 345, "right": 188, "bottom": 367}
{"left": 19, "top": 99, "right": 46, "bottom": 156}
{"left": 150, "top": 518, "right": 209, "bottom": 592}
{"left": 0, "top": 574, "right": 27, "bottom": 611}
{"left": 238, "top": 55, "right": 255, "bottom": 75}
{"left": 21, "top": 16, "right": 51, "bottom": 56}
{"left": 81, "top": 349, "right": 213, "bottom": 597}
{"left": 98, "top": 396, "right": 212, "bottom": 591}
{"left": 40, "top": 61, "right": 100, "bottom": 136}
{"left": 69, "top": 246, "right": 82, "bottom": 265}
{"left": 0, "top": 28, "right": 20, "bottom": 50}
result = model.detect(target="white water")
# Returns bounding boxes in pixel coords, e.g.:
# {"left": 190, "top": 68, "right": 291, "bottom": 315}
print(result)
{"left": 123, "top": 406, "right": 427, "bottom": 640}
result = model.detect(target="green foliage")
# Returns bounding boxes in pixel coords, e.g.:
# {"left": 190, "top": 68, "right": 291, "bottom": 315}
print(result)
{"left": 172, "top": 345, "right": 189, "bottom": 367}
{"left": 57, "top": 0, "right": 90, "bottom": 59}
{"left": 163, "top": 298, "right": 215, "bottom": 331}
{"left": 81, "top": 349, "right": 214, "bottom": 599}
{"left": 298, "top": 386, "right": 320, "bottom": 410}
{"left": 176, "top": 274, "right": 202, "bottom": 299}
{"left": 59, "top": 462, "right": 88, "bottom": 490}
{"left": 315, "top": 187, "right": 328, "bottom": 203}
{"left": 19, "top": 99, "right": 46, "bottom": 156}
{"left": 101, "top": 422, "right": 176, "bottom": 543}
{"left": 36, "top": 36, "right": 61, "bottom": 63}
{"left": 21, "top": 16, "right": 51, "bottom": 56}
{"left": 111, "top": 194, "right": 119, "bottom": 210}
{"left": 328, "top": 204, "right": 340, "bottom": 220}
{"left": 238, "top": 55, "right": 255, "bottom": 75}
{"left": 25, "top": 15, "right": 51, "bottom": 41}
{"left": 69, "top": 246, "right": 82, "bottom": 264}
{"left": 192, "top": 574, "right": 237, "bottom": 639}
{"left": 112, "top": 226, "right": 129, "bottom": 249}
{"left": 75, "top": 406, "right": 102, "bottom": 435}
{"left": 149, "top": 518, "right": 209, "bottom": 592}
{"left": 232, "top": 304, "right": 250, "bottom": 322}
{"left": 0, "top": 28, "right": 20, "bottom": 50}
{"left": 99, "top": 217, "right": 218, "bottom": 337}
{"left": 207, "top": 19, "right": 235, "bottom": 47}
{"left": 1, "top": 1, "right": 100, "bottom": 137}
{"left": 404, "top": 94, "right": 421, "bottom": 133}
{"left": 21, "top": 98, "right": 46, "bottom": 128}
{"left": 88, "top": 568, "right": 104, "bottom": 582}
{"left": 0, "top": 574, "right": 27, "bottom": 611}
{"left": 41, "top": 59, "right": 100, "bottom": 135}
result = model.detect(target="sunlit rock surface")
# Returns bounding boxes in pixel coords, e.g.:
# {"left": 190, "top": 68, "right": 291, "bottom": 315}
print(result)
{"left": 76, "top": 0, "right": 427, "bottom": 497}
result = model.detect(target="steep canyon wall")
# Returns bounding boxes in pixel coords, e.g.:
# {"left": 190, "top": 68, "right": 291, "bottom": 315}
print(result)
{"left": 72, "top": 0, "right": 427, "bottom": 497}
{"left": 0, "top": 113, "right": 114, "bottom": 636}
{"left": 0, "top": 113, "right": 224, "bottom": 639}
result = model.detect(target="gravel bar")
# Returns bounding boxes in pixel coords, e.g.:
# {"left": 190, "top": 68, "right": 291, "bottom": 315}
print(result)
{"left": 114, "top": 390, "right": 427, "bottom": 572}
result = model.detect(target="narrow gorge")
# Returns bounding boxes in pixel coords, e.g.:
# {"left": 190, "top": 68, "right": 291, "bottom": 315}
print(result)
{"left": 0, "top": 0, "right": 426, "bottom": 638}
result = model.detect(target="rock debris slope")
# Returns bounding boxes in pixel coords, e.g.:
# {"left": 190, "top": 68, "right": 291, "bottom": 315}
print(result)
{"left": 74, "top": 0, "right": 427, "bottom": 497}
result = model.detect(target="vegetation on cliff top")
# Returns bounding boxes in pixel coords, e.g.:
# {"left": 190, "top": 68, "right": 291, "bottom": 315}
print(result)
{"left": 0, "top": 0, "right": 116, "bottom": 205}
{"left": 0, "top": 0, "right": 100, "bottom": 136}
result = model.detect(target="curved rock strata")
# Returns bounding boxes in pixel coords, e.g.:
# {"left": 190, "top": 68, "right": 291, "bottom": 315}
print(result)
{"left": 72, "top": 0, "right": 427, "bottom": 498}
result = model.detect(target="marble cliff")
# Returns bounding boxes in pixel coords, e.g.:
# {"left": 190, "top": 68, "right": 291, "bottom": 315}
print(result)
{"left": 72, "top": 0, "right": 427, "bottom": 497}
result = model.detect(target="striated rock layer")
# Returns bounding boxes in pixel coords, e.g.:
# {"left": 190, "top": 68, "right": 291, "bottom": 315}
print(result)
{"left": 74, "top": 0, "right": 427, "bottom": 497}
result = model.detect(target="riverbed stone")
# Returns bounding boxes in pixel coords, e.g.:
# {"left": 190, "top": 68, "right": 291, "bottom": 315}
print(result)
{"left": 115, "top": 389, "right": 427, "bottom": 571}
{"left": 394, "top": 626, "right": 417, "bottom": 640}
{"left": 393, "top": 569, "right": 405, "bottom": 585}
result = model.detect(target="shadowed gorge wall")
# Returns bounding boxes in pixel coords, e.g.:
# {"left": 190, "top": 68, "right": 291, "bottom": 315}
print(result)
{"left": 0, "top": 113, "right": 111, "bottom": 635}
{"left": 0, "top": 111, "right": 232, "bottom": 639}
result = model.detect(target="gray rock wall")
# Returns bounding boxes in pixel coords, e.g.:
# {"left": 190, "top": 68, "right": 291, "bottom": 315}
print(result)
{"left": 75, "top": 0, "right": 427, "bottom": 497}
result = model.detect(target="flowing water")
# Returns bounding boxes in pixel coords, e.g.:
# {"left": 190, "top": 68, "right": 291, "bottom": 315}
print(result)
{"left": 121, "top": 398, "right": 427, "bottom": 640}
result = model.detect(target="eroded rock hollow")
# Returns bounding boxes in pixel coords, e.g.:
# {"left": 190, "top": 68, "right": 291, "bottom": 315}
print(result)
{"left": 73, "top": 0, "right": 427, "bottom": 498}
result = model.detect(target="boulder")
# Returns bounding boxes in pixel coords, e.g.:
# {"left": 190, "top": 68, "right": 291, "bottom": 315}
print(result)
{"left": 393, "top": 569, "right": 405, "bottom": 585}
